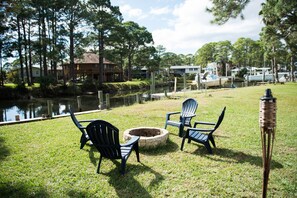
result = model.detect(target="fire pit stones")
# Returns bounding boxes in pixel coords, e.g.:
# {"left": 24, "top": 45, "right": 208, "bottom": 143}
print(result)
{"left": 123, "top": 127, "right": 169, "bottom": 148}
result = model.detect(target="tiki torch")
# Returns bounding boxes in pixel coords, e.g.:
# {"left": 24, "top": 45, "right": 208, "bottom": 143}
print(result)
{"left": 259, "top": 89, "right": 277, "bottom": 198}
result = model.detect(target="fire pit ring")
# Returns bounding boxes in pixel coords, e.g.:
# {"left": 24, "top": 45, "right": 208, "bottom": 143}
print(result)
{"left": 123, "top": 127, "right": 169, "bottom": 148}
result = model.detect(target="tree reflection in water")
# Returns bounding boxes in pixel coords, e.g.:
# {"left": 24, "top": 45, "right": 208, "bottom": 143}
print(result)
{"left": 0, "top": 92, "right": 156, "bottom": 122}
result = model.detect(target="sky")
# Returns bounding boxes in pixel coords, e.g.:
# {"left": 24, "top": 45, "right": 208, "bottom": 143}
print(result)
{"left": 111, "top": 0, "right": 265, "bottom": 55}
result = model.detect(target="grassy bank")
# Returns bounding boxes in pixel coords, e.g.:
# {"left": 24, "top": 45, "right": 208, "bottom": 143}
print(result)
{"left": 0, "top": 83, "right": 296, "bottom": 197}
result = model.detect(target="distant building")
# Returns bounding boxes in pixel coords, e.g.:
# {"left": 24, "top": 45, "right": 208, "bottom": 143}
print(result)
{"left": 62, "top": 52, "right": 123, "bottom": 82}
{"left": 170, "top": 65, "right": 201, "bottom": 76}
{"left": 231, "top": 68, "right": 240, "bottom": 77}
{"left": 14, "top": 66, "right": 41, "bottom": 81}
{"left": 48, "top": 65, "right": 63, "bottom": 80}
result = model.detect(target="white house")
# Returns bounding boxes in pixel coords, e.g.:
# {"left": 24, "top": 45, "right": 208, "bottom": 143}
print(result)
{"left": 16, "top": 66, "right": 41, "bottom": 80}
{"left": 170, "top": 65, "right": 201, "bottom": 76}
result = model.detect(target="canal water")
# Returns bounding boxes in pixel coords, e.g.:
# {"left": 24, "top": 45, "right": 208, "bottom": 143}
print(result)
{"left": 0, "top": 87, "right": 173, "bottom": 123}
{"left": 0, "top": 81, "right": 248, "bottom": 123}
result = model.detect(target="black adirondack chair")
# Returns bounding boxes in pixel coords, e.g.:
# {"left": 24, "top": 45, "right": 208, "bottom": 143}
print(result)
{"left": 69, "top": 110, "right": 95, "bottom": 149}
{"left": 181, "top": 107, "right": 226, "bottom": 154}
{"left": 164, "top": 98, "right": 198, "bottom": 137}
{"left": 86, "top": 120, "right": 140, "bottom": 175}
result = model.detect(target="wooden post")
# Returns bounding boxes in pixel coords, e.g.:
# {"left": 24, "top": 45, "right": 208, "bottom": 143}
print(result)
{"left": 106, "top": 93, "right": 110, "bottom": 109}
{"left": 47, "top": 100, "right": 53, "bottom": 118}
{"left": 197, "top": 73, "right": 201, "bottom": 90}
{"left": 150, "top": 72, "right": 155, "bottom": 94}
{"left": 98, "top": 91, "right": 103, "bottom": 110}
{"left": 183, "top": 74, "right": 186, "bottom": 92}
{"left": 174, "top": 77, "right": 177, "bottom": 93}
{"left": 136, "top": 94, "right": 139, "bottom": 104}
{"left": 77, "top": 96, "right": 82, "bottom": 112}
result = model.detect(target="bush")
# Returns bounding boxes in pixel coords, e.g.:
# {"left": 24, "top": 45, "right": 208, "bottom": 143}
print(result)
{"left": 237, "top": 68, "right": 248, "bottom": 78}
{"left": 38, "top": 75, "right": 56, "bottom": 90}
{"left": 81, "top": 77, "right": 98, "bottom": 92}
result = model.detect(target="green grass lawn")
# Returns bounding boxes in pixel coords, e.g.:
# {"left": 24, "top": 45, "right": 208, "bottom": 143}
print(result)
{"left": 4, "top": 83, "right": 41, "bottom": 88}
{"left": 0, "top": 83, "right": 296, "bottom": 197}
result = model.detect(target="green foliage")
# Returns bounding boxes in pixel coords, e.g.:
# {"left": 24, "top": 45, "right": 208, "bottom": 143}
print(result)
{"left": 81, "top": 77, "right": 98, "bottom": 92}
{"left": 206, "top": 0, "right": 251, "bottom": 25}
{"left": 232, "top": 37, "right": 264, "bottom": 67}
{"left": 237, "top": 67, "right": 248, "bottom": 78}
{"left": 38, "top": 75, "right": 56, "bottom": 90}
{"left": 194, "top": 42, "right": 216, "bottom": 67}
{"left": 118, "top": 21, "right": 154, "bottom": 80}
{"left": 103, "top": 81, "right": 150, "bottom": 92}
{"left": 260, "top": 0, "right": 297, "bottom": 55}
{"left": 0, "top": 84, "right": 296, "bottom": 197}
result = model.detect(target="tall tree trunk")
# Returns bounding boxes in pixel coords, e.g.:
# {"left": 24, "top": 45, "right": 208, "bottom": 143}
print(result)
{"left": 0, "top": 42, "right": 3, "bottom": 86}
{"left": 99, "top": 30, "right": 104, "bottom": 87}
{"left": 120, "top": 52, "right": 124, "bottom": 81}
{"left": 128, "top": 52, "right": 132, "bottom": 81}
{"left": 17, "top": 16, "right": 24, "bottom": 85}
{"left": 42, "top": 9, "right": 47, "bottom": 76}
{"left": 290, "top": 56, "right": 295, "bottom": 82}
{"left": 38, "top": 8, "right": 43, "bottom": 77}
{"left": 28, "top": 21, "right": 33, "bottom": 85}
{"left": 274, "top": 55, "right": 278, "bottom": 82}
{"left": 272, "top": 46, "right": 278, "bottom": 83}
{"left": 22, "top": 18, "right": 31, "bottom": 86}
{"left": 69, "top": 16, "right": 75, "bottom": 81}
{"left": 52, "top": 12, "right": 57, "bottom": 82}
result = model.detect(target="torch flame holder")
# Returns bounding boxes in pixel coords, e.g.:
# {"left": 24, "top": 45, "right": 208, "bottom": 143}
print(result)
{"left": 259, "top": 89, "right": 276, "bottom": 198}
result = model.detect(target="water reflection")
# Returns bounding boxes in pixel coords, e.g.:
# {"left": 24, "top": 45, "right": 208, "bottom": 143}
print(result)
{"left": 0, "top": 91, "right": 158, "bottom": 122}
{"left": 0, "top": 83, "right": 249, "bottom": 123}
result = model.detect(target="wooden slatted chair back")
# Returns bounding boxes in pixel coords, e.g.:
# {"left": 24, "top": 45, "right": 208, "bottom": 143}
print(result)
{"left": 211, "top": 106, "right": 226, "bottom": 134}
{"left": 86, "top": 120, "right": 122, "bottom": 159}
{"left": 180, "top": 98, "right": 198, "bottom": 126}
{"left": 70, "top": 110, "right": 85, "bottom": 134}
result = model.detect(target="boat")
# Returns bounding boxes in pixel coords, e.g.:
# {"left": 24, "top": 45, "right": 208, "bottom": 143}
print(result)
{"left": 201, "top": 72, "right": 228, "bottom": 87}
{"left": 244, "top": 67, "right": 289, "bottom": 82}
{"left": 193, "top": 72, "right": 228, "bottom": 87}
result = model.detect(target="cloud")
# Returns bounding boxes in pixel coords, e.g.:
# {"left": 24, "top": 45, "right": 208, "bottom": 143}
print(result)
{"left": 152, "top": 0, "right": 264, "bottom": 54}
{"left": 149, "top": 6, "right": 171, "bottom": 15}
{"left": 120, "top": 4, "right": 146, "bottom": 19}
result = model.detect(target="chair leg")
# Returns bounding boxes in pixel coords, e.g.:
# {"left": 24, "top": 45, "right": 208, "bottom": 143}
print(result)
{"left": 204, "top": 141, "right": 213, "bottom": 154}
{"left": 164, "top": 122, "right": 168, "bottom": 129}
{"left": 80, "top": 135, "right": 87, "bottom": 149}
{"left": 97, "top": 155, "right": 103, "bottom": 174}
{"left": 121, "top": 159, "right": 127, "bottom": 175}
{"left": 178, "top": 125, "right": 184, "bottom": 137}
{"left": 209, "top": 135, "right": 216, "bottom": 147}
{"left": 181, "top": 137, "right": 186, "bottom": 151}
{"left": 133, "top": 143, "right": 140, "bottom": 162}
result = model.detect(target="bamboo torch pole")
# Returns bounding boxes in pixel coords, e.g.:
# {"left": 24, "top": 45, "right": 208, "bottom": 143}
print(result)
{"left": 259, "top": 89, "right": 277, "bottom": 198}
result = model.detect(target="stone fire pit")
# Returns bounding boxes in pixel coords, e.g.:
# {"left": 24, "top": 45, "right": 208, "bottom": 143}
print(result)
{"left": 123, "top": 127, "right": 169, "bottom": 148}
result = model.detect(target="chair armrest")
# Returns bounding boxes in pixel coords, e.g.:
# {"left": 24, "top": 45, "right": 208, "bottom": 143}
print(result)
{"left": 166, "top": 111, "right": 181, "bottom": 120}
{"left": 183, "top": 113, "right": 196, "bottom": 118}
{"left": 188, "top": 127, "right": 213, "bottom": 133}
{"left": 180, "top": 113, "right": 196, "bottom": 125}
{"left": 194, "top": 121, "right": 215, "bottom": 128}
{"left": 78, "top": 126, "right": 86, "bottom": 129}
{"left": 121, "top": 136, "right": 140, "bottom": 147}
{"left": 78, "top": 119, "right": 97, "bottom": 123}
{"left": 166, "top": 111, "right": 181, "bottom": 116}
